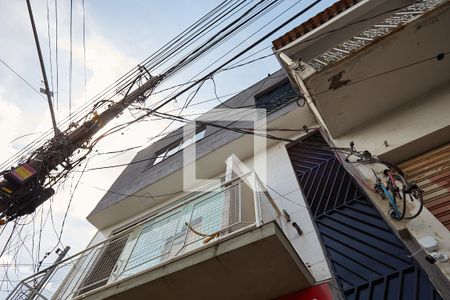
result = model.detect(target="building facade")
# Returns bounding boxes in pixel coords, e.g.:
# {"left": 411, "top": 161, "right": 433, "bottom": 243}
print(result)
{"left": 273, "top": 0, "right": 450, "bottom": 298}
{"left": 9, "top": 0, "right": 449, "bottom": 299}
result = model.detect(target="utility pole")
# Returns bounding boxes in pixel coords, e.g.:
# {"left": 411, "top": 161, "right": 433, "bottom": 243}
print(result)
{"left": 0, "top": 1, "right": 164, "bottom": 222}
{"left": 26, "top": 0, "right": 59, "bottom": 136}
{"left": 0, "top": 73, "right": 163, "bottom": 220}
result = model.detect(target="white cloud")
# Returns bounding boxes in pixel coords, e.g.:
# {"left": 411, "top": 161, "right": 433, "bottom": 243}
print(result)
{"left": 0, "top": 1, "right": 153, "bottom": 274}
{"left": 0, "top": 98, "right": 22, "bottom": 159}
{"left": 0, "top": 254, "right": 13, "bottom": 265}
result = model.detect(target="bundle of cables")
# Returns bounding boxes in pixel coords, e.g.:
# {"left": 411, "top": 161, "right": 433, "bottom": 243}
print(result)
{"left": 342, "top": 141, "right": 424, "bottom": 221}
{"left": 373, "top": 168, "right": 424, "bottom": 220}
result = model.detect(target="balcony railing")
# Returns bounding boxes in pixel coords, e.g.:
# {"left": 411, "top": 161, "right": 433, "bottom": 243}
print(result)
{"left": 8, "top": 173, "right": 281, "bottom": 300}
{"left": 307, "top": 0, "right": 445, "bottom": 72}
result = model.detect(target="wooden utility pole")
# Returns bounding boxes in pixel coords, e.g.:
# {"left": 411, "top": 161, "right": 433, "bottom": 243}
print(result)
{"left": 0, "top": 72, "right": 163, "bottom": 220}
{"left": 26, "top": 0, "right": 59, "bottom": 136}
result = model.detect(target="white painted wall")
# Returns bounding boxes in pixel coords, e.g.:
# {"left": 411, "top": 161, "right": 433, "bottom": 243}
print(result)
{"left": 242, "top": 131, "right": 332, "bottom": 282}
{"left": 334, "top": 83, "right": 450, "bottom": 161}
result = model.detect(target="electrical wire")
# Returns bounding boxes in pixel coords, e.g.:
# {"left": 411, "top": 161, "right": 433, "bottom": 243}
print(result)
{"left": 54, "top": 0, "right": 59, "bottom": 110}
{"left": 6, "top": 0, "right": 423, "bottom": 265}
{"left": 0, "top": 0, "right": 277, "bottom": 170}
{"left": 52, "top": 159, "right": 89, "bottom": 252}
{"left": 46, "top": 0, "right": 55, "bottom": 100}
{"left": 151, "top": 0, "right": 322, "bottom": 115}
{"left": 69, "top": 0, "right": 73, "bottom": 122}
{"left": 307, "top": 52, "right": 449, "bottom": 98}
{"left": 0, "top": 1, "right": 414, "bottom": 171}
{"left": 4, "top": 49, "right": 446, "bottom": 187}
{"left": 0, "top": 57, "right": 46, "bottom": 99}
{"left": 0, "top": 223, "right": 17, "bottom": 258}
{"left": 3, "top": 0, "right": 284, "bottom": 170}
{"left": 92, "top": 49, "right": 449, "bottom": 166}
{"left": 82, "top": 0, "right": 87, "bottom": 102}
{"left": 81, "top": 0, "right": 305, "bottom": 165}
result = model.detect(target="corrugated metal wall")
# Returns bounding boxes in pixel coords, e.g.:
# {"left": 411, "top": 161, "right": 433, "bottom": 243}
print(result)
{"left": 287, "top": 132, "right": 443, "bottom": 300}
{"left": 399, "top": 143, "right": 450, "bottom": 230}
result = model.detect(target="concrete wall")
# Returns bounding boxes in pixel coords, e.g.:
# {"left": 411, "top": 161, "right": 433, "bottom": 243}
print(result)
{"left": 281, "top": 7, "right": 450, "bottom": 289}
{"left": 251, "top": 134, "right": 332, "bottom": 282}
{"left": 333, "top": 82, "right": 450, "bottom": 163}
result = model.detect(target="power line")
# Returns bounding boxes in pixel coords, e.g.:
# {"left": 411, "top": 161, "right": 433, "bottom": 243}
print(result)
{"left": 0, "top": 0, "right": 262, "bottom": 169}
{"left": 0, "top": 57, "right": 45, "bottom": 99}
{"left": 84, "top": 73, "right": 288, "bottom": 162}
{"left": 153, "top": 0, "right": 294, "bottom": 105}
{"left": 307, "top": 51, "right": 449, "bottom": 98}
{"left": 53, "top": 158, "right": 88, "bottom": 250}
{"left": 0, "top": 1, "right": 330, "bottom": 228}
{"left": 84, "top": 50, "right": 448, "bottom": 172}
{"left": 3, "top": 0, "right": 276, "bottom": 165}
{"left": 31, "top": 0, "right": 299, "bottom": 163}
{"left": 152, "top": 0, "right": 323, "bottom": 113}
{"left": 69, "top": 0, "right": 74, "bottom": 122}
{"left": 82, "top": 0, "right": 87, "bottom": 102}
{"left": 142, "top": 0, "right": 302, "bottom": 142}
{"left": 111, "top": 0, "right": 307, "bottom": 147}
{"left": 0, "top": 0, "right": 410, "bottom": 170}
{"left": 54, "top": 0, "right": 59, "bottom": 110}
{"left": 46, "top": 0, "right": 55, "bottom": 99}
{"left": 0, "top": 223, "right": 18, "bottom": 258}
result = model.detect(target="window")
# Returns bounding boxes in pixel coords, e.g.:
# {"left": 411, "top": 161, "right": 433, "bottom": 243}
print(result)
{"left": 152, "top": 126, "right": 206, "bottom": 166}
{"left": 107, "top": 189, "right": 226, "bottom": 281}
{"left": 255, "top": 81, "right": 301, "bottom": 114}
{"left": 77, "top": 235, "right": 128, "bottom": 294}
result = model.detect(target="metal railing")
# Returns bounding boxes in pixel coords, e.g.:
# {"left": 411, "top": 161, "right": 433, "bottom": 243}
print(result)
{"left": 307, "top": 0, "right": 446, "bottom": 72}
{"left": 8, "top": 173, "right": 281, "bottom": 300}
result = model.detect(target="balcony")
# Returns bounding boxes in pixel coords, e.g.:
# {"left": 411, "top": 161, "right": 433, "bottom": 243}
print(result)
{"left": 280, "top": 0, "right": 450, "bottom": 138}
{"left": 8, "top": 173, "right": 313, "bottom": 300}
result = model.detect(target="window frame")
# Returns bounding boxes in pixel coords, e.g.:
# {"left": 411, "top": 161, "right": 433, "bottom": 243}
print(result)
{"left": 253, "top": 79, "right": 301, "bottom": 114}
{"left": 150, "top": 125, "right": 206, "bottom": 167}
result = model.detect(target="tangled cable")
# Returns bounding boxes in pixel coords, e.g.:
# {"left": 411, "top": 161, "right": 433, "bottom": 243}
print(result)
{"left": 184, "top": 222, "right": 220, "bottom": 244}
{"left": 373, "top": 169, "right": 424, "bottom": 220}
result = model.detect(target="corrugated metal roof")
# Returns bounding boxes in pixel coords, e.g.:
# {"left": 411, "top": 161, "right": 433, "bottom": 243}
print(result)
{"left": 272, "top": 0, "right": 361, "bottom": 50}
{"left": 399, "top": 143, "right": 450, "bottom": 230}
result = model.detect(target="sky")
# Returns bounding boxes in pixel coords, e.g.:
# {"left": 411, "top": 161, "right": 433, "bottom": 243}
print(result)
{"left": 0, "top": 0, "right": 336, "bottom": 296}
